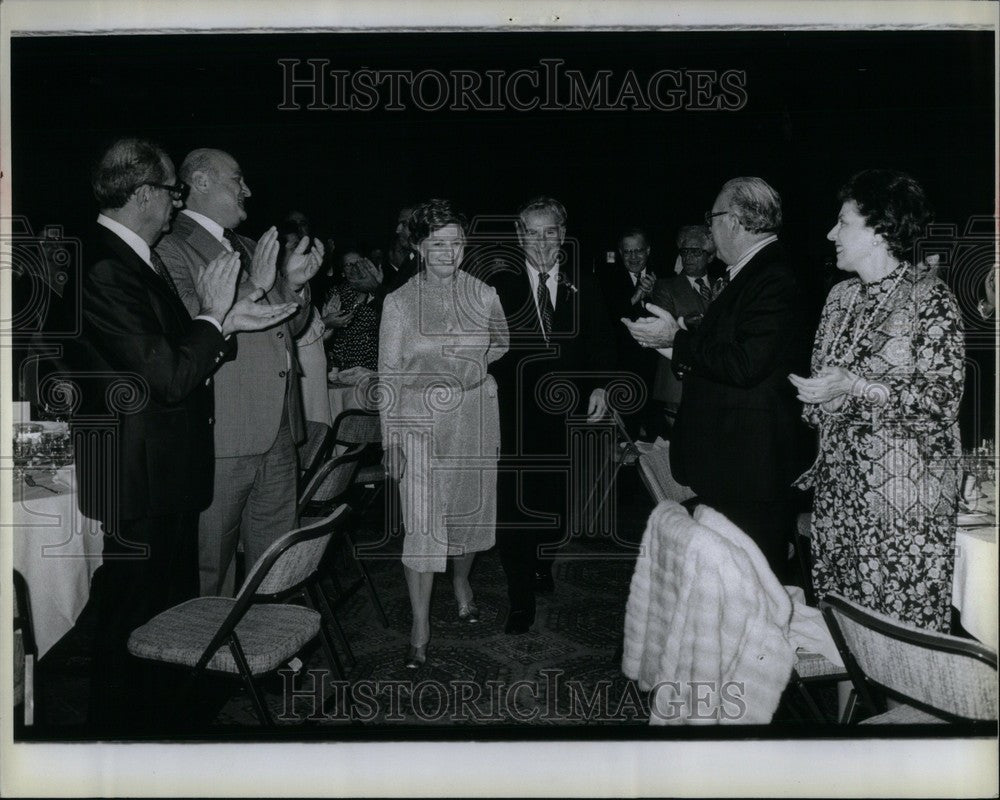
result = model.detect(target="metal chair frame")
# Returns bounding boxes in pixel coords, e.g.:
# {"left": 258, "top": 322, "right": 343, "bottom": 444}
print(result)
{"left": 822, "top": 593, "right": 998, "bottom": 725}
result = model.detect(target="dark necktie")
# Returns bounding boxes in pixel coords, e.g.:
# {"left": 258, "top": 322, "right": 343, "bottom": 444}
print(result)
{"left": 697, "top": 276, "right": 712, "bottom": 303}
{"left": 223, "top": 228, "right": 254, "bottom": 266}
{"left": 537, "top": 272, "right": 554, "bottom": 340}
{"left": 149, "top": 249, "right": 179, "bottom": 298}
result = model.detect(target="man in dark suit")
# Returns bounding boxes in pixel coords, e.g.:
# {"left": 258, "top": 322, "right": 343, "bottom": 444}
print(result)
{"left": 72, "top": 138, "right": 298, "bottom": 732}
{"left": 381, "top": 205, "right": 418, "bottom": 295}
{"left": 624, "top": 178, "right": 803, "bottom": 579}
{"left": 647, "top": 225, "right": 716, "bottom": 431}
{"left": 488, "top": 196, "right": 615, "bottom": 633}
{"left": 599, "top": 227, "right": 660, "bottom": 438}
{"left": 157, "top": 149, "right": 322, "bottom": 596}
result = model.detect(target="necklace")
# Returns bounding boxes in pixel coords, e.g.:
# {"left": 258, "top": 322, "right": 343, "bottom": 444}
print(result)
{"left": 821, "top": 263, "right": 909, "bottom": 368}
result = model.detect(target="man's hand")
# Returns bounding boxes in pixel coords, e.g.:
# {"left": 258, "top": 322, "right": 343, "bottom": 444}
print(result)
{"left": 221, "top": 287, "right": 298, "bottom": 336}
{"left": 195, "top": 251, "right": 241, "bottom": 324}
{"left": 249, "top": 226, "right": 279, "bottom": 292}
{"left": 631, "top": 271, "right": 657, "bottom": 305}
{"left": 622, "top": 303, "right": 680, "bottom": 348}
{"left": 586, "top": 388, "right": 608, "bottom": 422}
{"left": 285, "top": 236, "right": 325, "bottom": 291}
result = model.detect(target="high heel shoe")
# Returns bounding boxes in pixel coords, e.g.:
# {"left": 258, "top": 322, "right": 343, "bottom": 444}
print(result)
{"left": 457, "top": 601, "right": 480, "bottom": 623}
{"left": 404, "top": 643, "right": 428, "bottom": 669}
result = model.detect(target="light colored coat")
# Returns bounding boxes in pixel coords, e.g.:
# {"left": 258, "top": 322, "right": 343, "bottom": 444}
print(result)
{"left": 622, "top": 501, "right": 795, "bottom": 725}
{"left": 157, "top": 212, "right": 311, "bottom": 455}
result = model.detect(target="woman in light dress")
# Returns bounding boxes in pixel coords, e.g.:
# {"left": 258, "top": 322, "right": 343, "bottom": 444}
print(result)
{"left": 378, "top": 199, "right": 509, "bottom": 667}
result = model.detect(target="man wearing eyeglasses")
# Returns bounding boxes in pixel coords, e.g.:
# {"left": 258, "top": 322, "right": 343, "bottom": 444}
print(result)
{"left": 646, "top": 225, "right": 717, "bottom": 432}
{"left": 157, "top": 148, "right": 323, "bottom": 598}
{"left": 624, "top": 178, "right": 805, "bottom": 580}
{"left": 600, "top": 227, "right": 660, "bottom": 438}
{"left": 72, "top": 138, "right": 299, "bottom": 732}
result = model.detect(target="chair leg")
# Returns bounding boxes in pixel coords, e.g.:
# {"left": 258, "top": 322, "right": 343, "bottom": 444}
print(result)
{"left": 793, "top": 677, "right": 830, "bottom": 723}
{"left": 308, "top": 583, "right": 356, "bottom": 670}
{"left": 344, "top": 530, "right": 389, "bottom": 629}
{"left": 304, "top": 585, "right": 348, "bottom": 680}
{"left": 229, "top": 636, "right": 273, "bottom": 727}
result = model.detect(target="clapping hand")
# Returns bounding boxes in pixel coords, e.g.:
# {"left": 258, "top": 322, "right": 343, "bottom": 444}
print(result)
{"left": 222, "top": 287, "right": 298, "bottom": 336}
{"left": 285, "top": 236, "right": 326, "bottom": 291}
{"left": 195, "top": 251, "right": 241, "bottom": 324}
{"left": 788, "top": 366, "right": 856, "bottom": 405}
{"left": 622, "top": 303, "right": 680, "bottom": 349}
{"left": 249, "top": 226, "right": 279, "bottom": 292}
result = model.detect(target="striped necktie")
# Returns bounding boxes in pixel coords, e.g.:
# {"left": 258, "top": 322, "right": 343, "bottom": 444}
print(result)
{"left": 223, "top": 228, "right": 254, "bottom": 266}
{"left": 537, "top": 272, "right": 554, "bottom": 340}
{"left": 697, "top": 276, "right": 712, "bottom": 302}
{"left": 149, "top": 249, "right": 179, "bottom": 298}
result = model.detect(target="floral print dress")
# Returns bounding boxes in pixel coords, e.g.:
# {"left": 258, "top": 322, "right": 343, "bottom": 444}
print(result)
{"left": 795, "top": 264, "right": 964, "bottom": 631}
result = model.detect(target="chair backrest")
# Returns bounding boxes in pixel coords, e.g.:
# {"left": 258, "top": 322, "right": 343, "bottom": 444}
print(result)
{"left": 638, "top": 446, "right": 696, "bottom": 504}
{"left": 299, "top": 421, "right": 332, "bottom": 478}
{"left": 297, "top": 445, "right": 365, "bottom": 515}
{"left": 192, "top": 506, "right": 350, "bottom": 672}
{"left": 332, "top": 409, "right": 381, "bottom": 447}
{"left": 822, "top": 593, "right": 998, "bottom": 721}
{"left": 241, "top": 505, "right": 349, "bottom": 599}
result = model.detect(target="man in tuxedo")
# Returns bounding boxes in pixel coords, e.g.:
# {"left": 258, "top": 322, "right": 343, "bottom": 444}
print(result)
{"left": 157, "top": 148, "right": 323, "bottom": 596}
{"left": 624, "top": 178, "right": 804, "bottom": 579}
{"left": 647, "top": 225, "right": 716, "bottom": 430}
{"left": 488, "top": 196, "right": 615, "bottom": 634}
{"left": 599, "top": 227, "right": 660, "bottom": 438}
{"left": 73, "top": 138, "right": 298, "bottom": 731}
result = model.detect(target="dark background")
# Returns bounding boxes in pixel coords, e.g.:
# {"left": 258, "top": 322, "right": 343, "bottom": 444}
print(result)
{"left": 10, "top": 30, "right": 996, "bottom": 434}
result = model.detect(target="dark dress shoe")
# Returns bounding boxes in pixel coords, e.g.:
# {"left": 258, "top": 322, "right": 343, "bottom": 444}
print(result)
{"left": 504, "top": 609, "right": 535, "bottom": 635}
{"left": 533, "top": 570, "right": 555, "bottom": 593}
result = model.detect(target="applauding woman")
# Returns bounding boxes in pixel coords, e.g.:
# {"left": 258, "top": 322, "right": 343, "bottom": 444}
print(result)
{"left": 377, "top": 199, "right": 509, "bottom": 667}
{"left": 790, "top": 170, "right": 964, "bottom": 631}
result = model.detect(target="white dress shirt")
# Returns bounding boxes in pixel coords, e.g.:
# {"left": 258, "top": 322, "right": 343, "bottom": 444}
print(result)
{"left": 726, "top": 234, "right": 778, "bottom": 283}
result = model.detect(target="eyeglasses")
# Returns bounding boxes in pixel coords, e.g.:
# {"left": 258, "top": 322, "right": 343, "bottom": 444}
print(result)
{"left": 621, "top": 248, "right": 648, "bottom": 257}
{"left": 678, "top": 247, "right": 710, "bottom": 257}
{"left": 146, "top": 181, "right": 189, "bottom": 201}
{"left": 704, "top": 210, "right": 729, "bottom": 225}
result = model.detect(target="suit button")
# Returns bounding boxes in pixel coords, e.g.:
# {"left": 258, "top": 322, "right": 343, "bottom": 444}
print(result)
{"left": 277, "top": 331, "right": 284, "bottom": 339}
{"left": 205, "top": 378, "right": 211, "bottom": 386}
{"left": 208, "top": 417, "right": 215, "bottom": 425}
{"left": 279, "top": 370, "right": 287, "bottom": 378}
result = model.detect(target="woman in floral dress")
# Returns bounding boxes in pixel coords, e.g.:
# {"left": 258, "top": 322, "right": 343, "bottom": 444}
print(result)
{"left": 790, "top": 170, "right": 964, "bottom": 631}
{"left": 378, "top": 199, "right": 509, "bottom": 667}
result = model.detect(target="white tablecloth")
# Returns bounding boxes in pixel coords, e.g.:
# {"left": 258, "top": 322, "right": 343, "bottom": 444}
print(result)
{"left": 953, "top": 516, "right": 997, "bottom": 650}
{"left": 11, "top": 466, "right": 103, "bottom": 657}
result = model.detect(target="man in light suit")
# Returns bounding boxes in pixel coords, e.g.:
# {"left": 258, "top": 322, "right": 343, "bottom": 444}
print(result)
{"left": 157, "top": 148, "right": 324, "bottom": 596}
{"left": 624, "top": 178, "right": 805, "bottom": 579}
{"left": 647, "top": 225, "right": 716, "bottom": 429}
{"left": 488, "top": 196, "right": 615, "bottom": 633}
{"left": 73, "top": 138, "right": 298, "bottom": 732}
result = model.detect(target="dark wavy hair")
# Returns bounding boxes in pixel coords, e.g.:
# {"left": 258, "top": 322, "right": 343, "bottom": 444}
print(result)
{"left": 92, "top": 138, "right": 170, "bottom": 209}
{"left": 838, "top": 169, "right": 933, "bottom": 262}
{"left": 407, "top": 199, "right": 468, "bottom": 248}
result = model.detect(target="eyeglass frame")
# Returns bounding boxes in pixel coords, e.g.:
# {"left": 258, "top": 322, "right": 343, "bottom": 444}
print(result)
{"left": 678, "top": 247, "right": 711, "bottom": 257}
{"left": 145, "top": 181, "right": 189, "bottom": 201}
{"left": 704, "top": 210, "right": 730, "bottom": 225}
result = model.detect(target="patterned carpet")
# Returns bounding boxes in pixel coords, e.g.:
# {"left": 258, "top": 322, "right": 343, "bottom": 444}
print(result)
{"left": 22, "top": 466, "right": 841, "bottom": 738}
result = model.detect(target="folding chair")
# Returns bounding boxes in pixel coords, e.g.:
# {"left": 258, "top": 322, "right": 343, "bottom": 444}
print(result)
{"left": 299, "top": 445, "right": 389, "bottom": 657}
{"left": 298, "top": 420, "right": 332, "bottom": 486}
{"left": 127, "top": 506, "right": 350, "bottom": 727}
{"left": 822, "top": 593, "right": 998, "bottom": 725}
{"left": 13, "top": 569, "right": 37, "bottom": 729}
{"left": 331, "top": 409, "right": 386, "bottom": 513}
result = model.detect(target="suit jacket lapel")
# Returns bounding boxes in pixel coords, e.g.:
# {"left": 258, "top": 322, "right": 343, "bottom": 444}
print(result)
{"left": 98, "top": 226, "right": 189, "bottom": 326}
